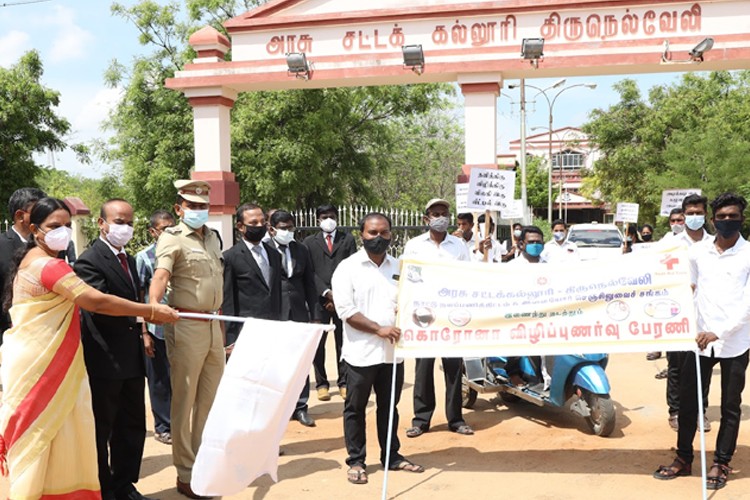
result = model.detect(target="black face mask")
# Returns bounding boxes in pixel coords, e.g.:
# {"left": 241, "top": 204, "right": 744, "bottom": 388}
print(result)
{"left": 714, "top": 219, "right": 743, "bottom": 238}
{"left": 641, "top": 233, "right": 653, "bottom": 242}
{"left": 362, "top": 236, "right": 391, "bottom": 255}
{"left": 244, "top": 225, "right": 266, "bottom": 243}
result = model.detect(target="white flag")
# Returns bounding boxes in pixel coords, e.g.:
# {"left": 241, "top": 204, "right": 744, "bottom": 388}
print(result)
{"left": 191, "top": 318, "right": 328, "bottom": 495}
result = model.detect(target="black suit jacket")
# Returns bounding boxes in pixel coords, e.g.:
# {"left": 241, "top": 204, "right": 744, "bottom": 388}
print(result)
{"left": 302, "top": 230, "right": 358, "bottom": 318}
{"left": 222, "top": 240, "right": 282, "bottom": 345}
{"left": 270, "top": 240, "right": 319, "bottom": 322}
{"left": 74, "top": 239, "right": 144, "bottom": 379}
{"left": 0, "top": 230, "right": 26, "bottom": 332}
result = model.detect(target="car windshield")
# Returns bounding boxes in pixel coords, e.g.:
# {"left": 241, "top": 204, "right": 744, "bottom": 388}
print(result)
{"left": 568, "top": 229, "right": 622, "bottom": 248}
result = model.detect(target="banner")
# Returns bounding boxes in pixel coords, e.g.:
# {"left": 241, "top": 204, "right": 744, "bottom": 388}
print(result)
{"left": 660, "top": 189, "right": 701, "bottom": 216}
{"left": 191, "top": 319, "right": 328, "bottom": 495}
{"left": 396, "top": 248, "right": 696, "bottom": 358}
{"left": 466, "top": 168, "right": 516, "bottom": 211}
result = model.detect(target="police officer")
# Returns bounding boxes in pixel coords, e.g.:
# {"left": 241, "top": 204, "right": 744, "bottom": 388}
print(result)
{"left": 149, "top": 180, "right": 224, "bottom": 499}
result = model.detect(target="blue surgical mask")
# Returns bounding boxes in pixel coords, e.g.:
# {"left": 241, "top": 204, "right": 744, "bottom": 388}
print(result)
{"left": 685, "top": 215, "right": 705, "bottom": 231}
{"left": 553, "top": 231, "right": 566, "bottom": 242}
{"left": 182, "top": 208, "right": 209, "bottom": 229}
{"left": 525, "top": 242, "right": 544, "bottom": 257}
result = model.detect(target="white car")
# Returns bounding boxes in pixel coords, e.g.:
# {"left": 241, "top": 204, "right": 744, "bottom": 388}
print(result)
{"left": 566, "top": 223, "right": 624, "bottom": 261}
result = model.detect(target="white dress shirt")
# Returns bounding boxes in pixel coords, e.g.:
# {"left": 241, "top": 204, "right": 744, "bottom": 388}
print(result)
{"left": 242, "top": 238, "right": 270, "bottom": 268}
{"left": 402, "top": 231, "right": 470, "bottom": 262}
{"left": 332, "top": 249, "right": 401, "bottom": 367}
{"left": 689, "top": 236, "right": 750, "bottom": 358}
{"left": 541, "top": 239, "right": 580, "bottom": 264}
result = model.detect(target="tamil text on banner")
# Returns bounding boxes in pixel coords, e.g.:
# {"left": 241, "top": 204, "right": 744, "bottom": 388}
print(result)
{"left": 191, "top": 318, "right": 329, "bottom": 495}
{"left": 660, "top": 188, "right": 702, "bottom": 216}
{"left": 397, "top": 249, "right": 696, "bottom": 358}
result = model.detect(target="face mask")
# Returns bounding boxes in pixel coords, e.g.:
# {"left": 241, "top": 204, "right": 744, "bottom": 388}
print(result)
{"left": 641, "top": 233, "right": 653, "bottom": 242}
{"left": 685, "top": 215, "right": 705, "bottom": 231}
{"left": 714, "top": 219, "right": 742, "bottom": 239}
{"left": 244, "top": 225, "right": 266, "bottom": 243}
{"left": 428, "top": 216, "right": 450, "bottom": 233}
{"left": 525, "top": 242, "right": 544, "bottom": 257}
{"left": 553, "top": 231, "right": 565, "bottom": 242}
{"left": 671, "top": 223, "right": 685, "bottom": 234}
{"left": 105, "top": 223, "right": 134, "bottom": 248}
{"left": 182, "top": 208, "right": 209, "bottom": 229}
{"left": 40, "top": 226, "right": 72, "bottom": 252}
{"left": 320, "top": 218, "right": 337, "bottom": 233}
{"left": 513, "top": 229, "right": 522, "bottom": 238}
{"left": 362, "top": 236, "right": 391, "bottom": 255}
{"left": 273, "top": 228, "right": 295, "bottom": 246}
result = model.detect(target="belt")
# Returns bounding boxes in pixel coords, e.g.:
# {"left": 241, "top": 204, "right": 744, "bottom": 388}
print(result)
{"left": 175, "top": 308, "right": 219, "bottom": 322}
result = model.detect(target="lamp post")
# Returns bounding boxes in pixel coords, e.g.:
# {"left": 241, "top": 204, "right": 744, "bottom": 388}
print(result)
{"left": 510, "top": 80, "right": 596, "bottom": 223}
{"left": 531, "top": 126, "right": 578, "bottom": 223}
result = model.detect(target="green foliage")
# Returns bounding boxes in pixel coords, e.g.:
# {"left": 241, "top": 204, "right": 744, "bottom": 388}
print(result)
{"left": 582, "top": 72, "right": 750, "bottom": 225}
{"left": 515, "top": 155, "right": 549, "bottom": 211}
{"left": 0, "top": 51, "right": 72, "bottom": 220}
{"left": 105, "top": 0, "right": 455, "bottom": 217}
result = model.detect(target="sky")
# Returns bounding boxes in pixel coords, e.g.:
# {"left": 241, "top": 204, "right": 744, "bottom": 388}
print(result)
{"left": 0, "top": 0, "right": 689, "bottom": 179}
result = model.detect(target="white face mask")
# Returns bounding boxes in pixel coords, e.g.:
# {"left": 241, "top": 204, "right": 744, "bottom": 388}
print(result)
{"left": 105, "top": 223, "right": 134, "bottom": 248}
{"left": 671, "top": 223, "right": 685, "bottom": 234}
{"left": 40, "top": 226, "right": 72, "bottom": 252}
{"left": 273, "top": 228, "right": 295, "bottom": 246}
{"left": 320, "top": 218, "right": 337, "bottom": 233}
{"left": 513, "top": 229, "right": 522, "bottom": 238}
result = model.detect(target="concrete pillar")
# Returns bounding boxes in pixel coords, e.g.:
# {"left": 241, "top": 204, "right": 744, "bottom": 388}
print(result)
{"left": 63, "top": 197, "right": 90, "bottom": 256}
{"left": 186, "top": 26, "right": 240, "bottom": 248}
{"left": 459, "top": 74, "right": 502, "bottom": 167}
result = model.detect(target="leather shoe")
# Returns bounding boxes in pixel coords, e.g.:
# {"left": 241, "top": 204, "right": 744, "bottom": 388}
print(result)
{"left": 176, "top": 479, "right": 212, "bottom": 499}
{"left": 292, "top": 409, "right": 316, "bottom": 427}
{"left": 317, "top": 387, "right": 331, "bottom": 401}
{"left": 339, "top": 386, "right": 347, "bottom": 399}
{"left": 154, "top": 431, "right": 172, "bottom": 445}
{"left": 117, "top": 490, "right": 157, "bottom": 500}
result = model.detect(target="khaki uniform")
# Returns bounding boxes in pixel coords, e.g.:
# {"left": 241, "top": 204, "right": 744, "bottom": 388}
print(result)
{"left": 156, "top": 221, "right": 224, "bottom": 482}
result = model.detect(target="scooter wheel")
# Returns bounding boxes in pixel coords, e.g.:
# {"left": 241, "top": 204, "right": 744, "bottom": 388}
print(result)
{"left": 461, "top": 381, "right": 478, "bottom": 409}
{"left": 583, "top": 392, "right": 616, "bottom": 437}
{"left": 500, "top": 391, "right": 520, "bottom": 404}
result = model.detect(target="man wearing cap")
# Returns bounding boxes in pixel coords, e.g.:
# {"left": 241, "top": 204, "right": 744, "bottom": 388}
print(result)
{"left": 402, "top": 199, "right": 474, "bottom": 438}
{"left": 149, "top": 180, "right": 224, "bottom": 499}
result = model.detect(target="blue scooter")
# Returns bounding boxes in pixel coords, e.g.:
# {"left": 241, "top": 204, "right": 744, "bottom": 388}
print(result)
{"left": 462, "top": 354, "right": 615, "bottom": 436}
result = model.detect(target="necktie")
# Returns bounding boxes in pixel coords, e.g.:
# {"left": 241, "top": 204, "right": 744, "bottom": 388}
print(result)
{"left": 252, "top": 245, "right": 271, "bottom": 286}
{"left": 278, "top": 244, "right": 291, "bottom": 278}
{"left": 326, "top": 234, "right": 333, "bottom": 253}
{"left": 117, "top": 253, "right": 135, "bottom": 289}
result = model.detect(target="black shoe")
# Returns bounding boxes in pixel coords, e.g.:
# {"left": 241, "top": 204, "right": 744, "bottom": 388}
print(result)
{"left": 292, "top": 409, "right": 316, "bottom": 427}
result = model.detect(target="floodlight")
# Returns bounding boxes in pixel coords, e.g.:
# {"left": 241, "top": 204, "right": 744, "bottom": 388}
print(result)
{"left": 521, "top": 38, "right": 544, "bottom": 68}
{"left": 402, "top": 45, "right": 425, "bottom": 75}
{"left": 286, "top": 52, "right": 310, "bottom": 80}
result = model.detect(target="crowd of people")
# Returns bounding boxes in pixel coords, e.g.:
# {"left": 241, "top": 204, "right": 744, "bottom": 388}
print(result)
{"left": 0, "top": 183, "right": 748, "bottom": 495}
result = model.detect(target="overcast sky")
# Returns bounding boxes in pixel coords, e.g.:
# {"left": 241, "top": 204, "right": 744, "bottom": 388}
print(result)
{"left": 0, "top": 0, "right": 690, "bottom": 178}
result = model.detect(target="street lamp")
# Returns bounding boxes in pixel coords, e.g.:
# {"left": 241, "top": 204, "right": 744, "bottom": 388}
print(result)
{"left": 510, "top": 80, "right": 596, "bottom": 223}
{"left": 532, "top": 126, "right": 579, "bottom": 222}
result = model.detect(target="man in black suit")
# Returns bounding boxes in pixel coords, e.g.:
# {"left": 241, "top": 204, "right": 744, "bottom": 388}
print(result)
{"left": 74, "top": 198, "right": 152, "bottom": 500}
{"left": 302, "top": 204, "right": 358, "bottom": 402}
{"left": 222, "top": 203, "right": 282, "bottom": 349}
{"left": 268, "top": 210, "right": 320, "bottom": 427}
{"left": 0, "top": 187, "right": 46, "bottom": 341}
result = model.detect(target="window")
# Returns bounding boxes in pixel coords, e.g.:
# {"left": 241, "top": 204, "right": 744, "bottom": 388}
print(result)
{"left": 551, "top": 149, "right": 584, "bottom": 170}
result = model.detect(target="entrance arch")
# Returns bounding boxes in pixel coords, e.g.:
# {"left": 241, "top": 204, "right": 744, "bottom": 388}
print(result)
{"left": 166, "top": 0, "right": 750, "bottom": 244}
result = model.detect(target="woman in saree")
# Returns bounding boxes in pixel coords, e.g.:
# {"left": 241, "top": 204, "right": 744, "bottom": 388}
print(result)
{"left": 0, "top": 197, "right": 178, "bottom": 499}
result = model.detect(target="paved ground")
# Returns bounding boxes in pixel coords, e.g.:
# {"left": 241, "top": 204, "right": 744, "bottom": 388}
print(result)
{"left": 5, "top": 341, "right": 750, "bottom": 499}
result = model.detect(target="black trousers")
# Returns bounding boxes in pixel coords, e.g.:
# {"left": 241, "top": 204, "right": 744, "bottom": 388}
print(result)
{"left": 667, "top": 350, "right": 709, "bottom": 416}
{"left": 313, "top": 310, "right": 347, "bottom": 389}
{"left": 343, "top": 361, "right": 404, "bottom": 468}
{"left": 144, "top": 334, "right": 171, "bottom": 434}
{"left": 411, "top": 357, "right": 465, "bottom": 431}
{"left": 677, "top": 350, "right": 748, "bottom": 465}
{"left": 88, "top": 376, "right": 147, "bottom": 497}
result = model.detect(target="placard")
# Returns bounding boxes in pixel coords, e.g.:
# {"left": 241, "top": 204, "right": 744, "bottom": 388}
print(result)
{"left": 455, "top": 183, "right": 469, "bottom": 213}
{"left": 501, "top": 199, "right": 524, "bottom": 220}
{"left": 466, "top": 168, "right": 516, "bottom": 211}
{"left": 660, "top": 189, "right": 702, "bottom": 216}
{"left": 614, "top": 202, "right": 639, "bottom": 223}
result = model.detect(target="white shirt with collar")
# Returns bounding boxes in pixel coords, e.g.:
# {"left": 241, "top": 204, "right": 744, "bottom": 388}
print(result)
{"left": 11, "top": 226, "right": 27, "bottom": 244}
{"left": 402, "top": 231, "right": 470, "bottom": 262}
{"left": 470, "top": 239, "right": 507, "bottom": 263}
{"left": 674, "top": 228, "right": 712, "bottom": 248}
{"left": 541, "top": 239, "right": 579, "bottom": 264}
{"left": 332, "top": 249, "right": 401, "bottom": 367}
{"left": 690, "top": 236, "right": 750, "bottom": 358}
{"left": 242, "top": 238, "right": 270, "bottom": 268}
{"left": 509, "top": 253, "right": 546, "bottom": 265}
{"left": 269, "top": 238, "right": 293, "bottom": 278}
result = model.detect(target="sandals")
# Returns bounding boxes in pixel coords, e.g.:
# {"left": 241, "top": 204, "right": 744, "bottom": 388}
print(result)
{"left": 347, "top": 465, "right": 368, "bottom": 484}
{"left": 405, "top": 426, "right": 425, "bottom": 438}
{"left": 706, "top": 463, "right": 731, "bottom": 490}
{"left": 655, "top": 369, "right": 668, "bottom": 380}
{"left": 646, "top": 352, "right": 662, "bottom": 361}
{"left": 653, "top": 456, "right": 692, "bottom": 480}
{"left": 453, "top": 424, "right": 474, "bottom": 435}
{"left": 389, "top": 459, "right": 425, "bottom": 473}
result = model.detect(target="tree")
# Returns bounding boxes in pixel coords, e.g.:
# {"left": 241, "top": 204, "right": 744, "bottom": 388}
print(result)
{"left": 515, "top": 155, "right": 549, "bottom": 213}
{"left": 582, "top": 72, "right": 750, "bottom": 225}
{"left": 104, "top": 1, "right": 453, "bottom": 216}
{"left": 0, "top": 51, "right": 73, "bottom": 220}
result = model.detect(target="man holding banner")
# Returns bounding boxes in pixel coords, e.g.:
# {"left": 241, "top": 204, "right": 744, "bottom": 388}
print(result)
{"left": 403, "top": 198, "right": 474, "bottom": 438}
{"left": 654, "top": 193, "right": 750, "bottom": 491}
{"left": 332, "top": 212, "right": 424, "bottom": 485}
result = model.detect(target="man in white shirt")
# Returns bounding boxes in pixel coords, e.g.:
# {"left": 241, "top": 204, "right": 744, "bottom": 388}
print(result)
{"left": 662, "top": 193, "right": 713, "bottom": 432}
{"left": 403, "top": 198, "right": 474, "bottom": 438}
{"left": 453, "top": 212, "right": 476, "bottom": 253}
{"left": 470, "top": 214, "right": 507, "bottom": 263}
{"left": 510, "top": 225, "right": 546, "bottom": 265}
{"left": 660, "top": 208, "right": 686, "bottom": 244}
{"left": 541, "top": 219, "right": 579, "bottom": 264}
{"left": 654, "top": 193, "right": 750, "bottom": 491}
{"left": 332, "top": 212, "right": 424, "bottom": 485}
